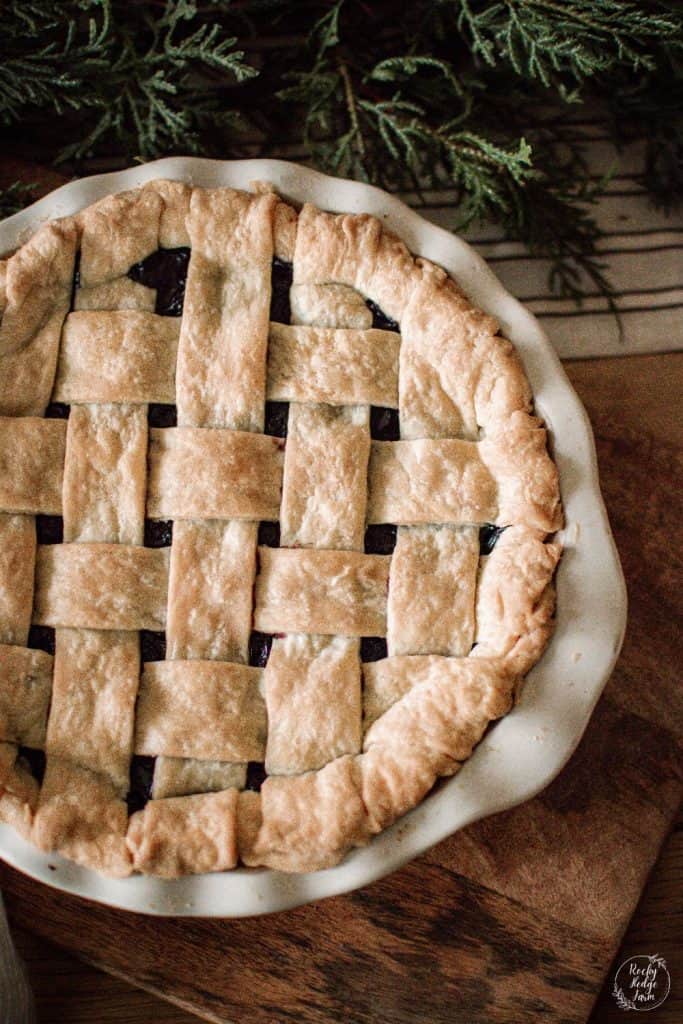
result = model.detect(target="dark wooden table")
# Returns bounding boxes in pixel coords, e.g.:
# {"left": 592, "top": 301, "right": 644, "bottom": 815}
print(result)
{"left": 0, "top": 161, "right": 681, "bottom": 1023}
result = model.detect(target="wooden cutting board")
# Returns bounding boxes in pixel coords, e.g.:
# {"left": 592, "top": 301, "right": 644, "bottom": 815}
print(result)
{"left": 0, "top": 161, "right": 681, "bottom": 1023}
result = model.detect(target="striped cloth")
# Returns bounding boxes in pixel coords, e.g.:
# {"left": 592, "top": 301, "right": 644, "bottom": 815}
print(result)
{"left": 396, "top": 129, "right": 682, "bottom": 359}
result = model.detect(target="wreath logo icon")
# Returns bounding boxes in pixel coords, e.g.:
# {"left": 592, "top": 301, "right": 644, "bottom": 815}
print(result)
{"left": 612, "top": 954, "right": 671, "bottom": 1012}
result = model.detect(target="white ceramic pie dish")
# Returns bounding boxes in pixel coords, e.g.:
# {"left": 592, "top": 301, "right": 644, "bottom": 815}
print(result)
{"left": 0, "top": 157, "right": 626, "bottom": 916}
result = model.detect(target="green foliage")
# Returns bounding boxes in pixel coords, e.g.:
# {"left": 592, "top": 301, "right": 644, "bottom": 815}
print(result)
{"left": 0, "top": 1, "right": 255, "bottom": 160}
{"left": 1, "top": 0, "right": 681, "bottom": 303}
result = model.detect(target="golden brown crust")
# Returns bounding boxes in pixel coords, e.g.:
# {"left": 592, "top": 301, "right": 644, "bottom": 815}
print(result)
{"left": 134, "top": 660, "right": 266, "bottom": 762}
{"left": 127, "top": 789, "right": 238, "bottom": 877}
{"left": 77, "top": 187, "right": 163, "bottom": 288}
{"left": 280, "top": 404, "right": 370, "bottom": 551}
{"left": 152, "top": 179, "right": 192, "bottom": 248}
{"left": 47, "top": 629, "right": 139, "bottom": 795}
{"left": 0, "top": 515, "right": 36, "bottom": 645}
{"left": 175, "top": 187, "right": 276, "bottom": 430}
{"left": 0, "top": 219, "right": 77, "bottom": 416}
{"left": 152, "top": 757, "right": 246, "bottom": 799}
{"left": 0, "top": 179, "right": 563, "bottom": 877}
{"left": 74, "top": 277, "right": 156, "bottom": 312}
{"left": 474, "top": 525, "right": 561, "bottom": 674}
{"left": 264, "top": 635, "right": 361, "bottom": 775}
{"left": 0, "top": 749, "right": 40, "bottom": 840}
{"left": 0, "top": 417, "right": 66, "bottom": 515}
{"left": 368, "top": 437, "right": 497, "bottom": 525}
{"left": 62, "top": 404, "right": 148, "bottom": 545}
{"left": 238, "top": 756, "right": 369, "bottom": 872}
{"left": 290, "top": 282, "right": 373, "bottom": 329}
{"left": 146, "top": 426, "right": 284, "bottom": 521}
{"left": 362, "top": 656, "right": 514, "bottom": 758}
{"left": 32, "top": 757, "right": 132, "bottom": 878}
{"left": 33, "top": 543, "right": 169, "bottom": 631}
{"left": 480, "top": 413, "right": 563, "bottom": 532}
{"left": 54, "top": 311, "right": 179, "bottom": 405}
{"left": 0, "top": 644, "right": 53, "bottom": 747}
{"left": 267, "top": 324, "right": 399, "bottom": 407}
{"left": 293, "top": 204, "right": 418, "bottom": 323}
{"left": 387, "top": 525, "right": 478, "bottom": 657}
{"left": 166, "top": 519, "right": 257, "bottom": 663}
{"left": 254, "top": 547, "right": 390, "bottom": 636}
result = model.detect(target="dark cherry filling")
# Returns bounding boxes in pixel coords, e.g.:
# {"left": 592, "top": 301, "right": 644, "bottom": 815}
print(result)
{"left": 360, "top": 637, "right": 388, "bottom": 662}
{"left": 370, "top": 406, "right": 400, "bottom": 441}
{"left": 144, "top": 520, "right": 173, "bottom": 548}
{"left": 248, "top": 631, "right": 273, "bottom": 668}
{"left": 128, "top": 247, "right": 191, "bottom": 317}
{"left": 140, "top": 630, "right": 166, "bottom": 663}
{"left": 270, "top": 258, "right": 293, "bottom": 324}
{"left": 44, "top": 402, "right": 70, "bottom": 420}
{"left": 36, "top": 515, "right": 63, "bottom": 545}
{"left": 479, "top": 524, "right": 504, "bottom": 555}
{"left": 127, "top": 755, "right": 155, "bottom": 814}
{"left": 366, "top": 298, "right": 399, "bottom": 333}
{"left": 264, "top": 400, "right": 289, "bottom": 438}
{"left": 148, "top": 403, "right": 177, "bottom": 428}
{"left": 18, "top": 747, "right": 46, "bottom": 784}
{"left": 246, "top": 635, "right": 274, "bottom": 792}
{"left": 364, "top": 524, "right": 397, "bottom": 555}
{"left": 70, "top": 253, "right": 81, "bottom": 311}
{"left": 245, "top": 761, "right": 267, "bottom": 793}
{"left": 257, "top": 521, "right": 280, "bottom": 548}
{"left": 27, "top": 626, "right": 55, "bottom": 656}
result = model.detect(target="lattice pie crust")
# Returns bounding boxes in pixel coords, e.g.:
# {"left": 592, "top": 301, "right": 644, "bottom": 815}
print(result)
{"left": 0, "top": 180, "right": 562, "bottom": 877}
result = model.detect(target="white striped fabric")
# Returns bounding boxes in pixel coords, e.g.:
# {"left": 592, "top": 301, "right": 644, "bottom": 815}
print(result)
{"left": 398, "top": 132, "right": 682, "bottom": 358}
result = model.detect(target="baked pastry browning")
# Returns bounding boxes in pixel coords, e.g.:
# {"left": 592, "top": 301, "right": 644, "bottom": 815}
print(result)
{"left": 0, "top": 179, "right": 562, "bottom": 877}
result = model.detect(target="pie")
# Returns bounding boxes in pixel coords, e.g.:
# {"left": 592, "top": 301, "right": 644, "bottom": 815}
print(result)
{"left": 0, "top": 179, "right": 562, "bottom": 878}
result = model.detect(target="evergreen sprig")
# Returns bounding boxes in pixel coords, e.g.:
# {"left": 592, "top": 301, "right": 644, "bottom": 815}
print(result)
{"left": 1, "top": 0, "right": 681, "bottom": 304}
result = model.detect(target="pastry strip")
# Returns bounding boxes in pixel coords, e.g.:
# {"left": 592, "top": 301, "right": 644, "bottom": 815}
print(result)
{"left": 175, "top": 188, "right": 276, "bottom": 430}
{"left": 363, "top": 656, "right": 514, "bottom": 757}
{"left": 264, "top": 635, "right": 362, "bottom": 775}
{"left": 0, "top": 644, "right": 53, "bottom": 747}
{"left": 290, "top": 282, "right": 373, "bottom": 329}
{"left": 0, "top": 417, "right": 66, "bottom": 516}
{"left": 267, "top": 323, "right": 399, "bottom": 407}
{"left": 147, "top": 427, "right": 283, "bottom": 521}
{"left": 162, "top": 189, "right": 273, "bottom": 797}
{"left": 254, "top": 547, "right": 390, "bottom": 636}
{"left": 387, "top": 525, "right": 479, "bottom": 657}
{"left": 0, "top": 220, "right": 77, "bottom": 416}
{"left": 134, "top": 660, "right": 266, "bottom": 762}
{"left": 238, "top": 756, "right": 368, "bottom": 873}
{"left": 166, "top": 519, "right": 257, "bottom": 663}
{"left": 280, "top": 404, "right": 370, "bottom": 551}
{"left": 62, "top": 404, "right": 148, "bottom": 545}
{"left": 398, "top": 265, "right": 500, "bottom": 440}
{"left": 45, "top": 629, "right": 139, "bottom": 795}
{"left": 78, "top": 187, "right": 163, "bottom": 287}
{"left": 74, "top": 278, "right": 156, "bottom": 312}
{"left": 33, "top": 544, "right": 169, "bottom": 631}
{"left": 152, "top": 758, "right": 246, "bottom": 799}
{"left": 33, "top": 757, "right": 132, "bottom": 877}
{"left": 368, "top": 437, "right": 496, "bottom": 525}
{"left": 127, "top": 789, "right": 238, "bottom": 876}
{"left": 54, "top": 311, "right": 179, "bottom": 404}
{"left": 474, "top": 525, "right": 561, "bottom": 673}
{"left": 478, "top": 414, "right": 563, "bottom": 532}
{"left": 0, "top": 515, "right": 36, "bottom": 644}
{"left": 293, "top": 204, "right": 418, "bottom": 323}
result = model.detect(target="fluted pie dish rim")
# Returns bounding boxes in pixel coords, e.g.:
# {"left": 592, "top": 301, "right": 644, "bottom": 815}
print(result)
{"left": 0, "top": 157, "right": 625, "bottom": 916}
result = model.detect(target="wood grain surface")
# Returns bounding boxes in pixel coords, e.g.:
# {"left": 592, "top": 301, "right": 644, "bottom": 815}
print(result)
{"left": 0, "top": 158, "right": 680, "bottom": 1023}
